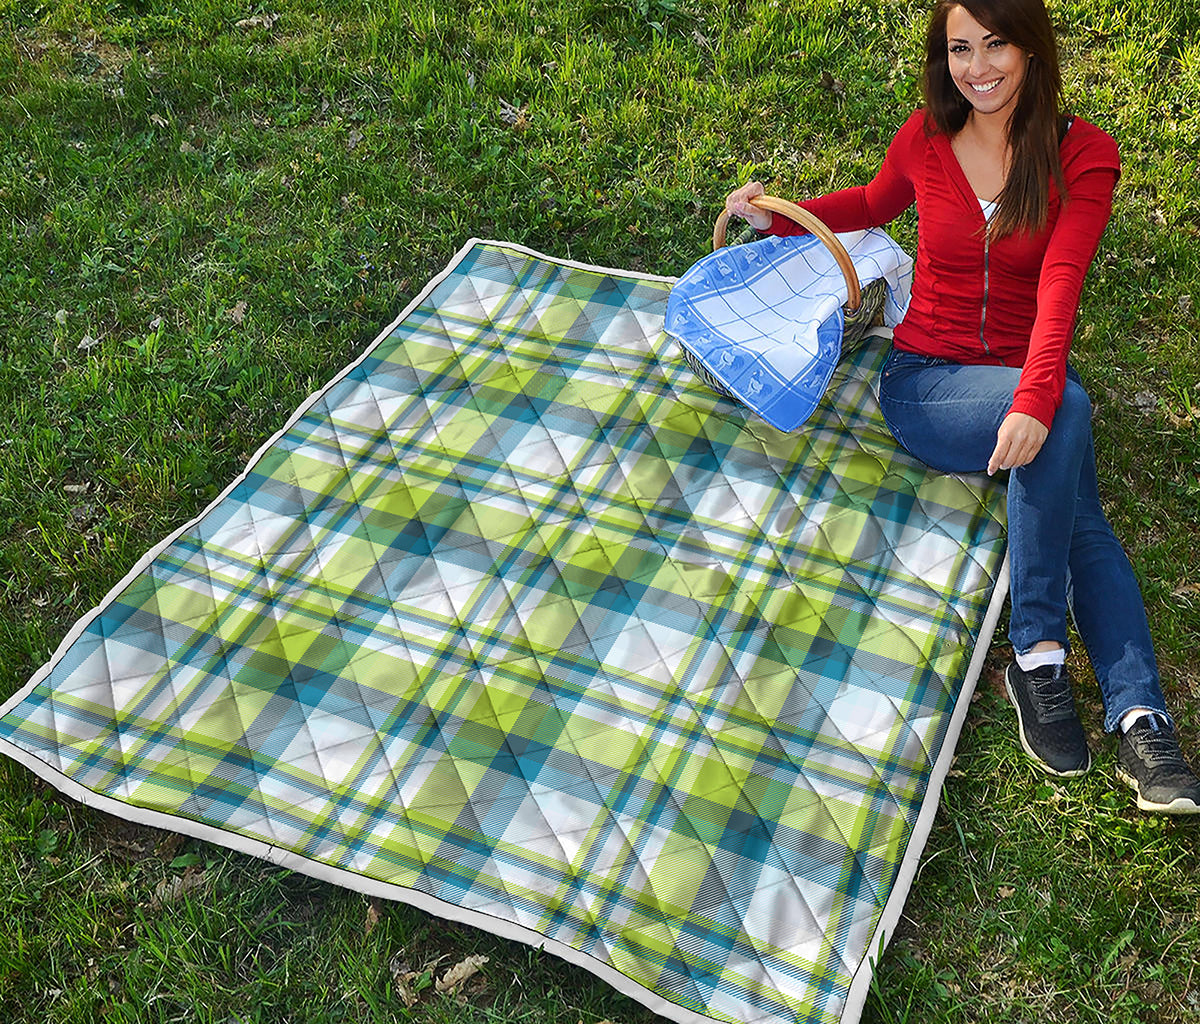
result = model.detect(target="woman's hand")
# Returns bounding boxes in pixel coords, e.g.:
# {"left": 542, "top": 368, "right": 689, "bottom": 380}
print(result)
{"left": 725, "top": 181, "right": 772, "bottom": 232}
{"left": 987, "top": 412, "right": 1049, "bottom": 475}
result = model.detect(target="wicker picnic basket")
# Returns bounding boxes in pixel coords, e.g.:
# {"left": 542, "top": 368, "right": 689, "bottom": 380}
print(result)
{"left": 678, "top": 195, "right": 888, "bottom": 401}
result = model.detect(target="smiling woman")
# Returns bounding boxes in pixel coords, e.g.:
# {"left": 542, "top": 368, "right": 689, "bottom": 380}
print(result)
{"left": 923, "top": 0, "right": 1065, "bottom": 238}
{"left": 725, "top": 0, "right": 1200, "bottom": 815}
{"left": 946, "top": 11, "right": 1029, "bottom": 118}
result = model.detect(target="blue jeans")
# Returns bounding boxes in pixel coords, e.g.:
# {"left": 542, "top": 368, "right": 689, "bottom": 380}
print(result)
{"left": 878, "top": 348, "right": 1168, "bottom": 732}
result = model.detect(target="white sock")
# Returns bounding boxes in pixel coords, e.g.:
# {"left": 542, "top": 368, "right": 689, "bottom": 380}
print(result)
{"left": 1120, "top": 709, "right": 1164, "bottom": 733}
{"left": 1015, "top": 648, "right": 1066, "bottom": 672}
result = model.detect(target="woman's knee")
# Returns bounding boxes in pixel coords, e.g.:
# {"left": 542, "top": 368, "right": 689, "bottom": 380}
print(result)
{"left": 1041, "top": 379, "right": 1099, "bottom": 468}
{"left": 1047, "top": 380, "right": 1092, "bottom": 446}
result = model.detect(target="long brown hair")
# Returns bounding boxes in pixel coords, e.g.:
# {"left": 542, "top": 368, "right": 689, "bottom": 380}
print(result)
{"left": 923, "top": 0, "right": 1068, "bottom": 238}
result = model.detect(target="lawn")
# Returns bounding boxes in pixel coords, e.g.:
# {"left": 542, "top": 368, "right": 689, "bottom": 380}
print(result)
{"left": 1, "top": 0, "right": 1199, "bottom": 1021}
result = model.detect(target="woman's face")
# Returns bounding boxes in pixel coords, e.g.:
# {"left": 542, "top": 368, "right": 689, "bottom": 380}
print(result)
{"left": 945, "top": 5, "right": 1030, "bottom": 120}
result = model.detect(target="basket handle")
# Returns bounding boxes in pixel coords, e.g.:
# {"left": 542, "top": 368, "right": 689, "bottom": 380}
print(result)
{"left": 713, "top": 195, "right": 862, "bottom": 312}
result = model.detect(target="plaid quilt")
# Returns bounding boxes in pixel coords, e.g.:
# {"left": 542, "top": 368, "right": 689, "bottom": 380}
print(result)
{"left": 0, "top": 240, "right": 1008, "bottom": 1024}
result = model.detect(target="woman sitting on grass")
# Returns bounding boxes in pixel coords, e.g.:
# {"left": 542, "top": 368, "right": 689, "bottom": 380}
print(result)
{"left": 726, "top": 0, "right": 1199, "bottom": 813}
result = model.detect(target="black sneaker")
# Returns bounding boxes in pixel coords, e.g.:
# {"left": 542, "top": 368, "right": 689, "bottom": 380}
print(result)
{"left": 1004, "top": 662, "right": 1092, "bottom": 777}
{"left": 1116, "top": 716, "right": 1200, "bottom": 814}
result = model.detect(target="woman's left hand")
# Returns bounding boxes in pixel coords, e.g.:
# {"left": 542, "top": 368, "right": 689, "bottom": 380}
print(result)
{"left": 987, "top": 412, "right": 1049, "bottom": 475}
{"left": 724, "top": 181, "right": 773, "bottom": 231}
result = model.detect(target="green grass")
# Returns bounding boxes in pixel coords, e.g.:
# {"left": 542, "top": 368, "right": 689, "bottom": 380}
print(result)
{"left": 2, "top": 0, "right": 1199, "bottom": 1021}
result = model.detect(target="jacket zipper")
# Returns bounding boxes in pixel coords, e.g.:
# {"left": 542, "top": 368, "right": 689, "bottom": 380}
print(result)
{"left": 979, "top": 228, "right": 992, "bottom": 357}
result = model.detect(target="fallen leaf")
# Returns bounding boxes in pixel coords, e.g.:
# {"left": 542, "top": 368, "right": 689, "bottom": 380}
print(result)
{"left": 498, "top": 98, "right": 528, "bottom": 128}
{"left": 236, "top": 12, "right": 279, "bottom": 30}
{"left": 152, "top": 867, "right": 208, "bottom": 907}
{"left": 150, "top": 113, "right": 168, "bottom": 128}
{"left": 364, "top": 897, "right": 383, "bottom": 935}
{"left": 107, "top": 837, "right": 151, "bottom": 861}
{"left": 78, "top": 333, "right": 101, "bottom": 350}
{"left": 984, "top": 662, "right": 1007, "bottom": 699}
{"left": 227, "top": 300, "right": 248, "bottom": 324}
{"left": 63, "top": 483, "right": 88, "bottom": 494}
{"left": 156, "top": 833, "right": 184, "bottom": 860}
{"left": 997, "top": 886, "right": 1016, "bottom": 899}
{"left": 394, "top": 975, "right": 419, "bottom": 1008}
{"left": 389, "top": 953, "right": 421, "bottom": 1008}
{"left": 55, "top": 308, "right": 69, "bottom": 325}
{"left": 148, "top": 316, "right": 164, "bottom": 331}
{"left": 819, "top": 71, "right": 845, "bottom": 95}
{"left": 69, "top": 502, "right": 96, "bottom": 525}
{"left": 1131, "top": 390, "right": 1157, "bottom": 413}
{"left": 347, "top": 128, "right": 364, "bottom": 151}
{"left": 436, "top": 953, "right": 488, "bottom": 993}
{"left": 179, "top": 140, "right": 197, "bottom": 154}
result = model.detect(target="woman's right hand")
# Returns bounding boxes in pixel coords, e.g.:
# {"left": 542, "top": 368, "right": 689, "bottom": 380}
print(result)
{"left": 725, "top": 181, "right": 772, "bottom": 232}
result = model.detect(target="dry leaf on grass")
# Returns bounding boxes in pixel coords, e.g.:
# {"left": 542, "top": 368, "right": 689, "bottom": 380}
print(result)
{"left": 498, "top": 98, "right": 528, "bottom": 129}
{"left": 436, "top": 953, "right": 489, "bottom": 993}
{"left": 236, "top": 12, "right": 279, "bottom": 30}
{"left": 389, "top": 952, "right": 435, "bottom": 1008}
{"left": 364, "top": 896, "right": 383, "bottom": 935}
{"left": 155, "top": 833, "right": 184, "bottom": 860}
{"left": 390, "top": 966, "right": 420, "bottom": 1007}
{"left": 1131, "top": 390, "right": 1157, "bottom": 413}
{"left": 77, "top": 333, "right": 100, "bottom": 350}
{"left": 818, "top": 71, "right": 845, "bottom": 95}
{"left": 227, "top": 301, "right": 248, "bottom": 324}
{"left": 151, "top": 867, "right": 208, "bottom": 907}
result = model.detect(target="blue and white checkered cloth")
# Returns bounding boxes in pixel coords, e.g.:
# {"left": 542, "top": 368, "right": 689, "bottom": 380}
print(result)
{"left": 665, "top": 229, "right": 913, "bottom": 432}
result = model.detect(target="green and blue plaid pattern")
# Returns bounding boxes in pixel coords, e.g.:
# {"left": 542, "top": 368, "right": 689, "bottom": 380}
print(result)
{"left": 0, "top": 241, "right": 1007, "bottom": 1024}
